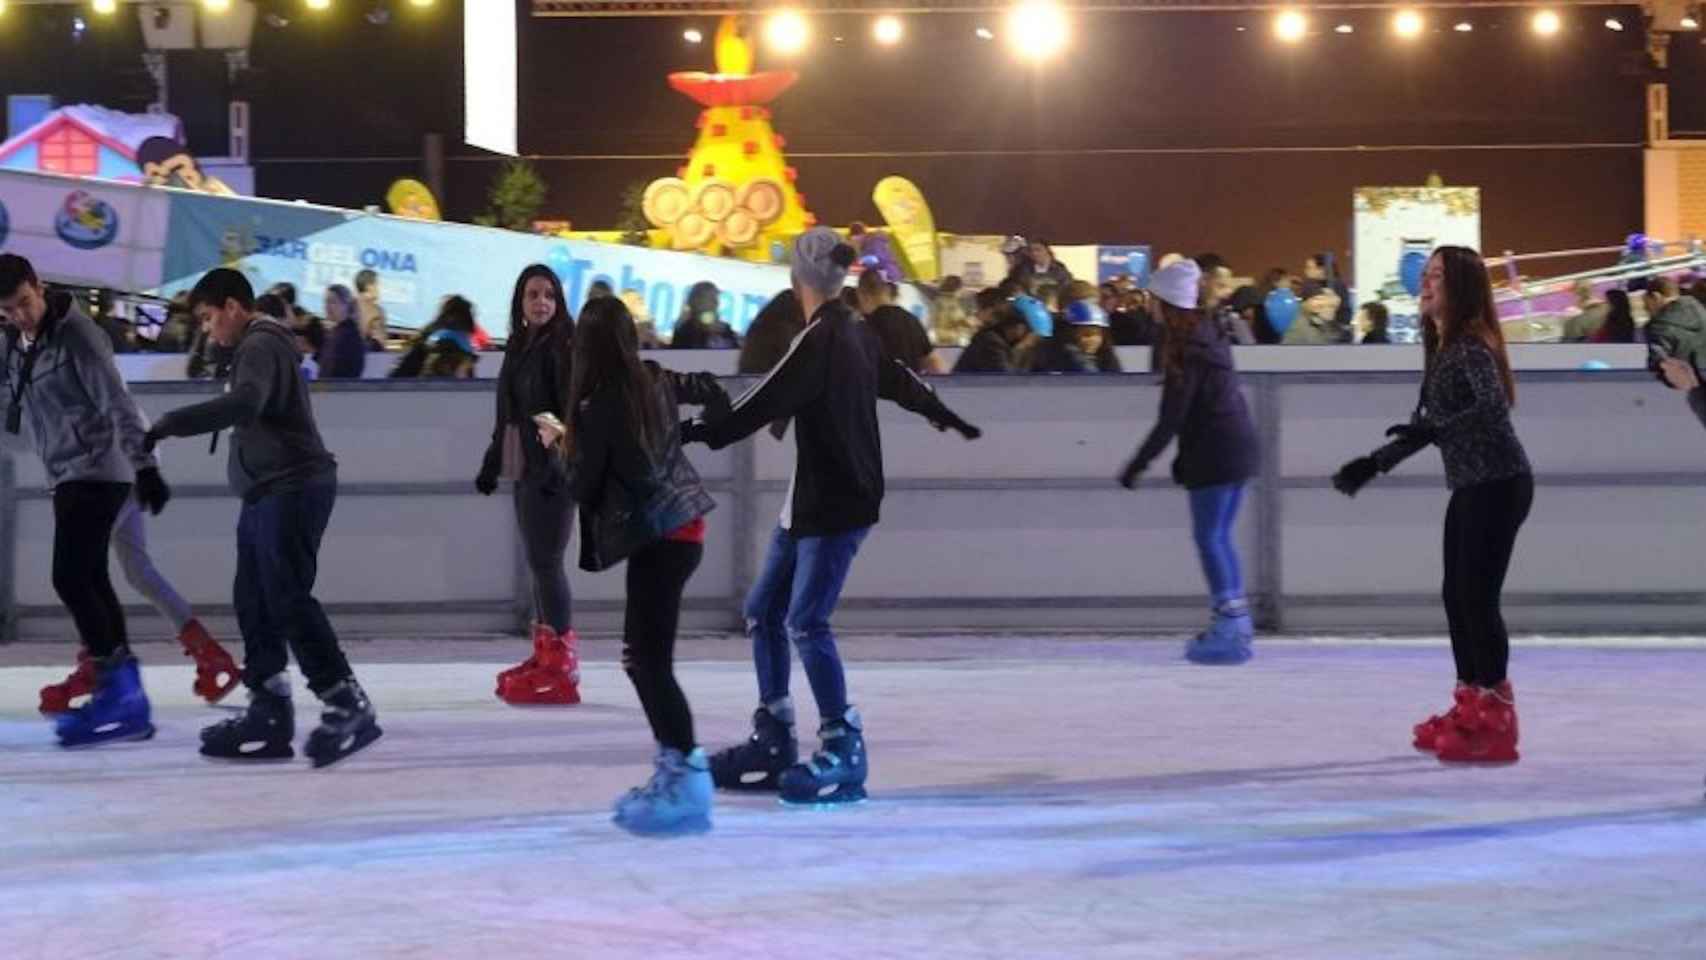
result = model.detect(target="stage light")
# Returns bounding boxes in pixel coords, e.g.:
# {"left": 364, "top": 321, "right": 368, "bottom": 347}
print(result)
{"left": 306, "top": 0, "right": 332, "bottom": 11}
{"left": 204, "top": 0, "right": 232, "bottom": 12}
{"left": 1274, "top": 10, "right": 1307, "bottom": 42}
{"left": 1604, "top": 18, "right": 1624, "bottom": 30}
{"left": 874, "top": 15, "right": 903, "bottom": 46}
{"left": 1683, "top": 11, "right": 1701, "bottom": 29}
{"left": 683, "top": 27, "right": 702, "bottom": 43}
{"left": 1531, "top": 10, "right": 1561, "bottom": 36}
{"left": 1454, "top": 20, "right": 1474, "bottom": 32}
{"left": 1393, "top": 9, "right": 1423, "bottom": 37}
{"left": 975, "top": 26, "right": 994, "bottom": 40}
{"left": 1007, "top": 1, "right": 1069, "bottom": 62}
{"left": 1335, "top": 23, "right": 1354, "bottom": 34}
{"left": 92, "top": 0, "right": 117, "bottom": 15}
{"left": 764, "top": 10, "right": 809, "bottom": 55}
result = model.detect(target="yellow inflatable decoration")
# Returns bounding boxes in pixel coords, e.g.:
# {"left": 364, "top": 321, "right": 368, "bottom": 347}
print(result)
{"left": 641, "top": 17, "right": 814, "bottom": 260}
{"left": 386, "top": 179, "right": 442, "bottom": 222}
{"left": 873, "top": 176, "right": 939, "bottom": 282}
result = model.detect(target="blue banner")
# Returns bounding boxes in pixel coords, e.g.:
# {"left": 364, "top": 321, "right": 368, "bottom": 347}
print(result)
{"left": 1096, "top": 245, "right": 1152, "bottom": 288}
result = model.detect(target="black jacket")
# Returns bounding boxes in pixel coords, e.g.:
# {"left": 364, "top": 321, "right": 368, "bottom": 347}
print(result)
{"left": 322, "top": 318, "right": 366, "bottom": 379}
{"left": 1127, "top": 315, "right": 1260, "bottom": 489}
{"left": 479, "top": 318, "right": 574, "bottom": 490}
{"left": 570, "top": 363, "right": 726, "bottom": 571}
{"left": 1031, "top": 337, "right": 1122, "bottom": 374}
{"left": 954, "top": 327, "right": 1021, "bottom": 373}
{"left": 153, "top": 316, "right": 336, "bottom": 501}
{"left": 696, "top": 300, "right": 967, "bottom": 536}
{"left": 1373, "top": 337, "right": 1531, "bottom": 490}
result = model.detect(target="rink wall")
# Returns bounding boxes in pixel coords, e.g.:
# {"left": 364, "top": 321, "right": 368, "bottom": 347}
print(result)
{"left": 3, "top": 367, "right": 1705, "bottom": 641}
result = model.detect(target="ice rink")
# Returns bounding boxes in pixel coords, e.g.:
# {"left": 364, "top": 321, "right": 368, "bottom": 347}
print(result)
{"left": 2, "top": 635, "right": 1703, "bottom": 960}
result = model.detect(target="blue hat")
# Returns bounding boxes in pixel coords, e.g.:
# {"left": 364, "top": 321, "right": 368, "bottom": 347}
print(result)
{"left": 1011, "top": 295, "right": 1053, "bottom": 337}
{"left": 1065, "top": 301, "right": 1109, "bottom": 328}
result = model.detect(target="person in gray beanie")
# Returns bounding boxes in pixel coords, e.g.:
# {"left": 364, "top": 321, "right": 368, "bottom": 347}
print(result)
{"left": 682, "top": 227, "right": 981, "bottom": 806}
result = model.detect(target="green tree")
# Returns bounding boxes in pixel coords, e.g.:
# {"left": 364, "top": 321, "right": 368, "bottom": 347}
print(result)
{"left": 476, "top": 159, "right": 547, "bottom": 231}
{"left": 615, "top": 180, "right": 653, "bottom": 246}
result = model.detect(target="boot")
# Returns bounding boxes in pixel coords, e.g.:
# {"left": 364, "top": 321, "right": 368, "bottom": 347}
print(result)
{"left": 178, "top": 619, "right": 241, "bottom": 705}
{"left": 710, "top": 702, "right": 798, "bottom": 791}
{"left": 1436, "top": 683, "right": 1519, "bottom": 765}
{"left": 55, "top": 649, "right": 155, "bottom": 749}
{"left": 613, "top": 746, "right": 714, "bottom": 836}
{"left": 496, "top": 624, "right": 581, "bottom": 706}
{"left": 39, "top": 647, "right": 96, "bottom": 715}
{"left": 779, "top": 707, "right": 868, "bottom": 807}
{"left": 304, "top": 678, "right": 383, "bottom": 769}
{"left": 200, "top": 674, "right": 295, "bottom": 761}
{"left": 1184, "top": 599, "right": 1254, "bottom": 665}
{"left": 1413, "top": 682, "right": 1473, "bottom": 753}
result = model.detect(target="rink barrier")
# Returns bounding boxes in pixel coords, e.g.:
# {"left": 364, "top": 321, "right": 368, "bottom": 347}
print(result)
{"left": 4, "top": 368, "right": 1706, "bottom": 641}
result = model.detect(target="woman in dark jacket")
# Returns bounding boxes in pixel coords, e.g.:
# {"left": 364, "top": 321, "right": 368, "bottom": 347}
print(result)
{"left": 476, "top": 264, "right": 580, "bottom": 706}
{"left": 390, "top": 295, "right": 476, "bottom": 378}
{"left": 319, "top": 284, "right": 366, "bottom": 379}
{"left": 1117, "top": 260, "right": 1261, "bottom": 665}
{"left": 559, "top": 296, "right": 728, "bottom": 835}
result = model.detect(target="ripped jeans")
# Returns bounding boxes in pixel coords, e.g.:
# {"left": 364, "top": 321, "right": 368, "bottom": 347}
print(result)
{"left": 745, "top": 525, "right": 870, "bottom": 723}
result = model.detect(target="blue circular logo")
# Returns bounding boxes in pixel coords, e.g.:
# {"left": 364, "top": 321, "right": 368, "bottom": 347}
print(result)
{"left": 54, "top": 190, "right": 120, "bottom": 250}
{"left": 0, "top": 199, "right": 9, "bottom": 249}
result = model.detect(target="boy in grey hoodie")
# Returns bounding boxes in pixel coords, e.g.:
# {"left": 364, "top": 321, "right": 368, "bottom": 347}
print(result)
{"left": 1643, "top": 275, "right": 1706, "bottom": 428}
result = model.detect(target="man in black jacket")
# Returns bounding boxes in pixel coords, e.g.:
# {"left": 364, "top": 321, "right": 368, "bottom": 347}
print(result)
{"left": 684, "top": 227, "right": 981, "bottom": 806}
{"left": 145, "top": 269, "right": 381, "bottom": 768}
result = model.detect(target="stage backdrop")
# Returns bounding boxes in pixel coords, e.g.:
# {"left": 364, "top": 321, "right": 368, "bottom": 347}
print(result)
{"left": 1352, "top": 187, "right": 1482, "bottom": 343}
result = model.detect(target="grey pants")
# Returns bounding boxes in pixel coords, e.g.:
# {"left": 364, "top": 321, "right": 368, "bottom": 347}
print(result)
{"left": 111, "top": 496, "right": 193, "bottom": 633}
{"left": 514, "top": 479, "right": 575, "bottom": 633}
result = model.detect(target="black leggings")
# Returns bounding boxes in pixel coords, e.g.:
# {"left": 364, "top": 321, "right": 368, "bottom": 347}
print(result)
{"left": 1442, "top": 474, "right": 1533, "bottom": 687}
{"left": 514, "top": 479, "right": 575, "bottom": 632}
{"left": 622, "top": 539, "right": 703, "bottom": 753}
{"left": 52, "top": 482, "right": 133, "bottom": 658}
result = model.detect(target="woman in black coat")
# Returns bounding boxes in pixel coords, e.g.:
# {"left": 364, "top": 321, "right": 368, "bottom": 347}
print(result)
{"left": 476, "top": 264, "right": 580, "bottom": 706}
{"left": 557, "top": 296, "right": 728, "bottom": 835}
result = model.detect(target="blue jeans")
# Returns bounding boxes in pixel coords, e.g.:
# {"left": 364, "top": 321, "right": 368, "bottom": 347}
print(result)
{"left": 745, "top": 525, "right": 870, "bottom": 722}
{"left": 1188, "top": 482, "right": 1246, "bottom": 607}
{"left": 235, "top": 473, "right": 352, "bottom": 694}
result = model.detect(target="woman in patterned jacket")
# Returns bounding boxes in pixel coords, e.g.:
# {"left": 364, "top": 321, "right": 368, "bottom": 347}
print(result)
{"left": 1331, "top": 246, "right": 1533, "bottom": 765}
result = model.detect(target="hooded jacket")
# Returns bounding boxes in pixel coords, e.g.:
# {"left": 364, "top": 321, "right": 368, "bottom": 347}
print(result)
{"left": 150, "top": 315, "right": 336, "bottom": 501}
{"left": 1127, "top": 314, "right": 1260, "bottom": 489}
{"left": 0, "top": 292, "right": 157, "bottom": 489}
{"left": 1644, "top": 294, "right": 1706, "bottom": 378}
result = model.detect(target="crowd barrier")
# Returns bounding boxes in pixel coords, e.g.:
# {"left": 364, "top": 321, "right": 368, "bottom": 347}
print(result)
{"left": 3, "top": 366, "right": 1703, "bottom": 642}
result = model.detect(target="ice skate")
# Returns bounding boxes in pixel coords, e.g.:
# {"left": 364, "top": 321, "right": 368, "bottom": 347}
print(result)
{"left": 55, "top": 651, "right": 156, "bottom": 749}
{"left": 1184, "top": 600, "right": 1254, "bottom": 665}
{"left": 779, "top": 708, "right": 867, "bottom": 807}
{"left": 496, "top": 624, "right": 581, "bottom": 706}
{"left": 178, "top": 619, "right": 241, "bottom": 705}
{"left": 1413, "top": 683, "right": 1474, "bottom": 753}
{"left": 200, "top": 676, "right": 295, "bottom": 761}
{"left": 614, "top": 747, "right": 714, "bottom": 836}
{"left": 38, "top": 647, "right": 95, "bottom": 715}
{"left": 710, "top": 704, "right": 798, "bottom": 791}
{"left": 1436, "top": 683, "right": 1519, "bottom": 766}
{"left": 304, "top": 678, "right": 383, "bottom": 768}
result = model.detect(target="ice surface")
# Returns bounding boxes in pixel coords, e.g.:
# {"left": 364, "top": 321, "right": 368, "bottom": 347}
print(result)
{"left": 1, "top": 637, "right": 1703, "bottom": 959}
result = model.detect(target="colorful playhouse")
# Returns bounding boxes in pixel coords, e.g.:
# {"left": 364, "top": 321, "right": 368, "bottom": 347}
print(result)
{"left": 0, "top": 105, "right": 182, "bottom": 181}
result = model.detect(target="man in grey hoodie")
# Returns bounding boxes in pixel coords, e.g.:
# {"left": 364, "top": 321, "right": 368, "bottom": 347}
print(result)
{"left": 1643, "top": 275, "right": 1706, "bottom": 428}
{"left": 0, "top": 254, "right": 169, "bottom": 747}
{"left": 146, "top": 268, "right": 381, "bottom": 768}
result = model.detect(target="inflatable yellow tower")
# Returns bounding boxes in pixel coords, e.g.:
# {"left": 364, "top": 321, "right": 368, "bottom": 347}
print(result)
{"left": 641, "top": 17, "right": 815, "bottom": 261}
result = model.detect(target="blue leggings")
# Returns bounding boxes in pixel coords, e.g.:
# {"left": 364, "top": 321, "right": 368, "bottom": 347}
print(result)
{"left": 1188, "top": 482, "right": 1246, "bottom": 607}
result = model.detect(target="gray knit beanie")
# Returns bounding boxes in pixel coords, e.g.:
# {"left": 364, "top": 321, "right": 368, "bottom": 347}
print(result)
{"left": 791, "top": 227, "right": 858, "bottom": 298}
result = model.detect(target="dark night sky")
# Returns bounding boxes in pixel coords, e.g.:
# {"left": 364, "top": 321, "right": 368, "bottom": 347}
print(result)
{"left": 0, "top": 1, "right": 1681, "bottom": 270}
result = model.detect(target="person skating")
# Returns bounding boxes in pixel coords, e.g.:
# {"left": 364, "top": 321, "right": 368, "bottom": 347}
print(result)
{"left": 682, "top": 228, "right": 982, "bottom": 806}
{"left": 1116, "top": 260, "right": 1261, "bottom": 664}
{"left": 1332, "top": 246, "right": 1532, "bottom": 765}
{"left": 552, "top": 296, "right": 729, "bottom": 835}
{"left": 0, "top": 254, "right": 169, "bottom": 747}
{"left": 475, "top": 265, "right": 581, "bottom": 706}
{"left": 144, "top": 269, "right": 380, "bottom": 768}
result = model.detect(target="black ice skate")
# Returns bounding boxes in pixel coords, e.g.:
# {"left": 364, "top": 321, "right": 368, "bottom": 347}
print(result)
{"left": 200, "top": 683, "right": 295, "bottom": 761}
{"left": 304, "top": 678, "right": 382, "bottom": 769}
{"left": 710, "top": 705, "right": 798, "bottom": 791}
{"left": 779, "top": 707, "right": 867, "bottom": 807}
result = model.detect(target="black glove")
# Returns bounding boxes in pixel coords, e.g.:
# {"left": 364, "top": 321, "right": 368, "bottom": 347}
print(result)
{"left": 474, "top": 470, "right": 498, "bottom": 496}
{"left": 1384, "top": 421, "right": 1437, "bottom": 445}
{"left": 134, "top": 466, "right": 171, "bottom": 516}
{"left": 933, "top": 412, "right": 982, "bottom": 441}
{"left": 1332, "top": 456, "right": 1381, "bottom": 497}
{"left": 1117, "top": 458, "right": 1144, "bottom": 490}
{"left": 680, "top": 418, "right": 709, "bottom": 446}
{"left": 142, "top": 426, "right": 162, "bottom": 454}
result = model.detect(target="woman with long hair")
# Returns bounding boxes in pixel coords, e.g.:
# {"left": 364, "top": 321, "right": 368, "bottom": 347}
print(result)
{"left": 1333, "top": 246, "right": 1533, "bottom": 764}
{"left": 555, "top": 296, "right": 728, "bottom": 834}
{"left": 1591, "top": 289, "right": 1636, "bottom": 344}
{"left": 475, "top": 264, "right": 581, "bottom": 705}
{"left": 320, "top": 284, "right": 366, "bottom": 379}
{"left": 1117, "top": 259, "right": 1261, "bottom": 664}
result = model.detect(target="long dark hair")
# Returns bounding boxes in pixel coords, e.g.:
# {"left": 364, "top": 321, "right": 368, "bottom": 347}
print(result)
{"left": 1428, "top": 246, "right": 1516, "bottom": 404}
{"left": 1601, "top": 289, "right": 1635, "bottom": 343}
{"left": 565, "top": 295, "right": 660, "bottom": 457}
{"left": 1157, "top": 300, "right": 1201, "bottom": 380}
{"left": 507, "top": 264, "right": 572, "bottom": 346}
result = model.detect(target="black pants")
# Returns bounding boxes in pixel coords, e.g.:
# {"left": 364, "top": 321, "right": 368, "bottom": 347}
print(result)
{"left": 52, "top": 482, "right": 133, "bottom": 658}
{"left": 1442, "top": 474, "right": 1534, "bottom": 687}
{"left": 514, "top": 479, "right": 575, "bottom": 632}
{"left": 622, "top": 539, "right": 703, "bottom": 753}
{"left": 235, "top": 473, "right": 352, "bottom": 695}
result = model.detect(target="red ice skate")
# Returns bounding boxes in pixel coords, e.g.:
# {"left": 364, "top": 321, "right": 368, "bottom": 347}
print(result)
{"left": 1412, "top": 683, "right": 1473, "bottom": 753}
{"left": 1435, "top": 682, "right": 1519, "bottom": 765}
{"left": 496, "top": 623, "right": 581, "bottom": 706}
{"left": 38, "top": 648, "right": 95, "bottom": 714}
{"left": 179, "top": 619, "right": 241, "bottom": 704}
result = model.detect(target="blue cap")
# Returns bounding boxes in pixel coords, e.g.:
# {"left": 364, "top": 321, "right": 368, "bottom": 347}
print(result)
{"left": 1065, "top": 301, "right": 1109, "bottom": 328}
{"left": 1011, "top": 295, "right": 1053, "bottom": 337}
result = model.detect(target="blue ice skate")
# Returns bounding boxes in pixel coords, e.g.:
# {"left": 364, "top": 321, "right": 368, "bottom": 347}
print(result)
{"left": 614, "top": 747, "right": 713, "bottom": 836}
{"left": 1185, "top": 601, "right": 1254, "bottom": 666}
{"left": 55, "top": 652, "right": 155, "bottom": 749}
{"left": 779, "top": 708, "right": 867, "bottom": 807}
